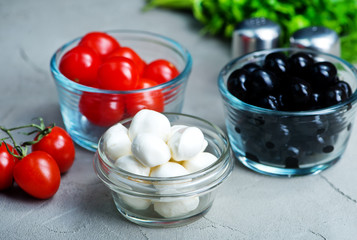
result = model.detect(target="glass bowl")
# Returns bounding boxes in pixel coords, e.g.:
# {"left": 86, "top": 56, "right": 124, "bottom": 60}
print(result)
{"left": 50, "top": 30, "right": 192, "bottom": 152}
{"left": 93, "top": 113, "right": 233, "bottom": 227}
{"left": 218, "top": 48, "right": 357, "bottom": 177}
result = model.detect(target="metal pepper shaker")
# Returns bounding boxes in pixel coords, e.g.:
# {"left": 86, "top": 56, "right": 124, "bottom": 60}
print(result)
{"left": 232, "top": 18, "right": 281, "bottom": 58}
{"left": 290, "top": 26, "right": 340, "bottom": 57}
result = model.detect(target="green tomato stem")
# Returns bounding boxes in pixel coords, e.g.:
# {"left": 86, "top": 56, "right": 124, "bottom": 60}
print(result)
{"left": 0, "top": 117, "right": 55, "bottom": 158}
{"left": 0, "top": 126, "right": 26, "bottom": 159}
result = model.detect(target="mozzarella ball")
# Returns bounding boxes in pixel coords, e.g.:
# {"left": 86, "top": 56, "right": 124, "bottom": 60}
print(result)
{"left": 150, "top": 162, "right": 189, "bottom": 178}
{"left": 114, "top": 155, "right": 150, "bottom": 176}
{"left": 168, "top": 126, "right": 208, "bottom": 161}
{"left": 128, "top": 109, "right": 171, "bottom": 142}
{"left": 150, "top": 162, "right": 191, "bottom": 190}
{"left": 168, "top": 125, "right": 187, "bottom": 139}
{"left": 153, "top": 197, "right": 199, "bottom": 218}
{"left": 131, "top": 133, "right": 171, "bottom": 168}
{"left": 104, "top": 123, "right": 132, "bottom": 160}
{"left": 120, "top": 194, "right": 151, "bottom": 210}
{"left": 182, "top": 152, "right": 218, "bottom": 173}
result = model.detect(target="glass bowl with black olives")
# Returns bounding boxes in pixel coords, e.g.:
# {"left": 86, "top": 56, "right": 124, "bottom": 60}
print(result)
{"left": 218, "top": 48, "right": 357, "bottom": 176}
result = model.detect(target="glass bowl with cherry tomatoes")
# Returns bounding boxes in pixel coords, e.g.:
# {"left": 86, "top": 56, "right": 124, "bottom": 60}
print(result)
{"left": 218, "top": 48, "right": 357, "bottom": 177}
{"left": 50, "top": 30, "right": 192, "bottom": 151}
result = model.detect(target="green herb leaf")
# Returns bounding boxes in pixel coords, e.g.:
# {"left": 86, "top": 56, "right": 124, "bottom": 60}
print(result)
{"left": 145, "top": 0, "right": 357, "bottom": 63}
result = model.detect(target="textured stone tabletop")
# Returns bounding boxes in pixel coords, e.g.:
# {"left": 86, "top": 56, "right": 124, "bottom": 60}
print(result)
{"left": 1, "top": 1, "right": 356, "bottom": 239}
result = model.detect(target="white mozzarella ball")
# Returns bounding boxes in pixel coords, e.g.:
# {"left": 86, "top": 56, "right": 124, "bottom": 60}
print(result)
{"left": 128, "top": 109, "right": 171, "bottom": 142}
{"left": 131, "top": 133, "right": 171, "bottom": 168}
{"left": 150, "top": 162, "right": 191, "bottom": 190}
{"left": 168, "top": 125, "right": 187, "bottom": 139}
{"left": 182, "top": 152, "right": 218, "bottom": 173}
{"left": 153, "top": 197, "right": 199, "bottom": 218}
{"left": 150, "top": 162, "right": 189, "bottom": 178}
{"left": 168, "top": 126, "right": 208, "bottom": 161}
{"left": 120, "top": 194, "right": 151, "bottom": 210}
{"left": 104, "top": 123, "right": 132, "bottom": 160}
{"left": 114, "top": 155, "right": 150, "bottom": 176}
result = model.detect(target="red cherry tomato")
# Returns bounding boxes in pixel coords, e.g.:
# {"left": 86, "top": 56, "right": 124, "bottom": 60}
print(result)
{"left": 97, "top": 57, "right": 139, "bottom": 91}
{"left": 0, "top": 143, "right": 18, "bottom": 190}
{"left": 32, "top": 126, "right": 75, "bottom": 174}
{"left": 79, "top": 92, "right": 125, "bottom": 127}
{"left": 125, "top": 78, "right": 165, "bottom": 117}
{"left": 142, "top": 59, "right": 179, "bottom": 84}
{"left": 13, "top": 151, "right": 61, "bottom": 199}
{"left": 106, "top": 47, "right": 146, "bottom": 75}
{"left": 59, "top": 45, "right": 101, "bottom": 86}
{"left": 79, "top": 32, "right": 120, "bottom": 59}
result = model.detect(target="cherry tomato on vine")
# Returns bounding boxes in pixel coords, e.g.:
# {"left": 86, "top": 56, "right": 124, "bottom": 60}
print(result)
{"left": 32, "top": 126, "right": 75, "bottom": 174}
{"left": 0, "top": 143, "right": 18, "bottom": 190}
{"left": 13, "top": 151, "right": 61, "bottom": 199}
{"left": 59, "top": 45, "right": 101, "bottom": 86}
{"left": 79, "top": 32, "right": 120, "bottom": 59}
{"left": 106, "top": 47, "right": 146, "bottom": 75}
{"left": 125, "top": 78, "right": 164, "bottom": 116}
{"left": 79, "top": 92, "right": 125, "bottom": 127}
{"left": 142, "top": 59, "right": 179, "bottom": 84}
{"left": 97, "top": 56, "right": 139, "bottom": 91}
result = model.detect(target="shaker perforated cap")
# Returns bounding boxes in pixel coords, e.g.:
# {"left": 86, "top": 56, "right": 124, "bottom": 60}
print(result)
{"left": 232, "top": 18, "right": 281, "bottom": 58}
{"left": 290, "top": 26, "right": 340, "bottom": 56}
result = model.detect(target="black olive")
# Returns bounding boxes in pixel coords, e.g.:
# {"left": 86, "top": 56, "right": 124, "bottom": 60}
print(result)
{"left": 264, "top": 52, "right": 290, "bottom": 77}
{"left": 324, "top": 86, "right": 347, "bottom": 107}
{"left": 288, "top": 52, "right": 314, "bottom": 78}
{"left": 323, "top": 145, "right": 334, "bottom": 153}
{"left": 277, "top": 93, "right": 293, "bottom": 111}
{"left": 227, "top": 68, "right": 251, "bottom": 101}
{"left": 310, "top": 92, "right": 324, "bottom": 109}
{"left": 308, "top": 61, "right": 338, "bottom": 89}
{"left": 335, "top": 80, "right": 352, "bottom": 98}
{"left": 246, "top": 69, "right": 278, "bottom": 96}
{"left": 242, "top": 63, "right": 261, "bottom": 73}
{"left": 255, "top": 95, "right": 280, "bottom": 110}
{"left": 288, "top": 77, "right": 312, "bottom": 110}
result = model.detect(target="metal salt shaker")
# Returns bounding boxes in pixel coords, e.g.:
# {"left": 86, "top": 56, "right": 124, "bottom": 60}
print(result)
{"left": 290, "top": 26, "right": 340, "bottom": 57}
{"left": 232, "top": 18, "right": 281, "bottom": 58}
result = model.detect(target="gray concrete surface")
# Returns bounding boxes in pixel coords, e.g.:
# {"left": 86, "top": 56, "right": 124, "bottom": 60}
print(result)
{"left": 1, "top": 0, "right": 357, "bottom": 239}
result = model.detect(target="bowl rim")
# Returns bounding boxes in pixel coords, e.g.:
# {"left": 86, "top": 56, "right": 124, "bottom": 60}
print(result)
{"left": 218, "top": 47, "right": 357, "bottom": 116}
{"left": 94, "top": 112, "right": 233, "bottom": 183}
{"left": 50, "top": 29, "right": 193, "bottom": 94}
